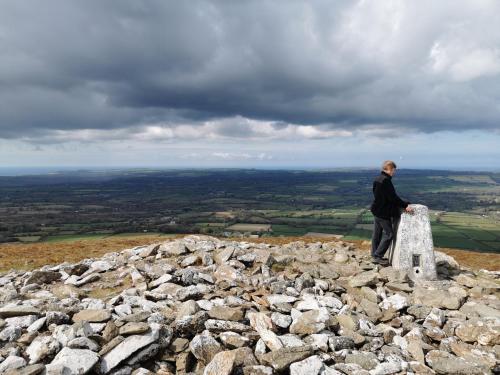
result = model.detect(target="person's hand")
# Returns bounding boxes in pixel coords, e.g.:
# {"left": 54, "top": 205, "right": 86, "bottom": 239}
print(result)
{"left": 405, "top": 206, "right": 414, "bottom": 213}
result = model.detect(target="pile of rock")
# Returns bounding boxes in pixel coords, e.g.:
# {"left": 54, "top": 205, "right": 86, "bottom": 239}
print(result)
{"left": 0, "top": 235, "right": 498, "bottom": 374}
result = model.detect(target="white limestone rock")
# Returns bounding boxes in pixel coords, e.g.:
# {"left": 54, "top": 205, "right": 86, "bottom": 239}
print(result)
{"left": 26, "top": 335, "right": 61, "bottom": 364}
{"left": 0, "top": 356, "right": 27, "bottom": 373}
{"left": 271, "top": 312, "right": 292, "bottom": 328}
{"left": 290, "top": 355, "right": 325, "bottom": 375}
{"left": 46, "top": 347, "right": 99, "bottom": 374}
{"left": 379, "top": 294, "right": 409, "bottom": 311}
{"left": 189, "top": 332, "right": 222, "bottom": 364}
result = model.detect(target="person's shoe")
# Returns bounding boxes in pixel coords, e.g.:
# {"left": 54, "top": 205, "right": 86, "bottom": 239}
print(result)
{"left": 372, "top": 256, "right": 390, "bottom": 266}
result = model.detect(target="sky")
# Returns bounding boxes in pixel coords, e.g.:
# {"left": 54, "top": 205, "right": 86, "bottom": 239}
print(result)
{"left": 0, "top": 0, "right": 499, "bottom": 171}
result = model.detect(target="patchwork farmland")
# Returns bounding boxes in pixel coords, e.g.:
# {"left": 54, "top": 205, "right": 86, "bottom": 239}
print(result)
{"left": 0, "top": 168, "right": 498, "bottom": 253}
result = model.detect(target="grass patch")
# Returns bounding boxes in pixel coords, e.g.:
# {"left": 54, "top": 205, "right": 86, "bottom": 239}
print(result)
{"left": 16, "top": 236, "right": 41, "bottom": 242}
{"left": 0, "top": 234, "right": 182, "bottom": 273}
{"left": 344, "top": 228, "right": 372, "bottom": 240}
{"left": 110, "top": 232, "right": 168, "bottom": 238}
{"left": 271, "top": 225, "right": 309, "bottom": 236}
{"left": 43, "top": 234, "right": 110, "bottom": 242}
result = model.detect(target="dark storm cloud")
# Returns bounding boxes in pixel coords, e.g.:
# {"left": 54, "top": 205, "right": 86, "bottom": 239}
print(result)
{"left": 1, "top": 0, "right": 500, "bottom": 141}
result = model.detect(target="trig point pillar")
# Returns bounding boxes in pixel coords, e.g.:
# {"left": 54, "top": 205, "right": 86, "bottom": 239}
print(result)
{"left": 389, "top": 204, "right": 438, "bottom": 280}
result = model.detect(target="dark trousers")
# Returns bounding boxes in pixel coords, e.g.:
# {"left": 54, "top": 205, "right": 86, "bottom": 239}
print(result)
{"left": 371, "top": 215, "right": 395, "bottom": 258}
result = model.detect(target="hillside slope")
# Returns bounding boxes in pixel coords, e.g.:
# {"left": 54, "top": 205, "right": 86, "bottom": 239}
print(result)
{"left": 0, "top": 235, "right": 499, "bottom": 274}
{"left": 0, "top": 235, "right": 498, "bottom": 374}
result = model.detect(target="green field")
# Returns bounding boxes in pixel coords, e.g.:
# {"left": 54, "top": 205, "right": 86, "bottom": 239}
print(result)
{"left": 40, "top": 232, "right": 176, "bottom": 243}
{"left": 226, "top": 223, "right": 272, "bottom": 232}
{"left": 42, "top": 234, "right": 110, "bottom": 242}
{"left": 343, "top": 211, "right": 500, "bottom": 251}
{"left": 255, "top": 208, "right": 500, "bottom": 252}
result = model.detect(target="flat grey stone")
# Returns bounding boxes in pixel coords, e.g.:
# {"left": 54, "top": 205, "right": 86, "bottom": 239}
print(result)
{"left": 99, "top": 324, "right": 161, "bottom": 373}
{"left": 425, "top": 350, "right": 487, "bottom": 375}
{"left": 25, "top": 270, "right": 61, "bottom": 285}
{"left": 0, "top": 306, "right": 40, "bottom": 318}
{"left": 72, "top": 309, "right": 111, "bottom": 323}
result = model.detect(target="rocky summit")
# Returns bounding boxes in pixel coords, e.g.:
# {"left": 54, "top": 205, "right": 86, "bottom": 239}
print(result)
{"left": 0, "top": 235, "right": 499, "bottom": 375}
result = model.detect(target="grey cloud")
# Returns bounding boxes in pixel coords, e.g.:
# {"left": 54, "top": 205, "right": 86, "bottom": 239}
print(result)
{"left": 0, "top": 0, "right": 500, "bottom": 142}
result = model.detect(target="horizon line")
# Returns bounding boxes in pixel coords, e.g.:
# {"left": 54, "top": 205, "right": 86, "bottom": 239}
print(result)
{"left": 0, "top": 165, "right": 499, "bottom": 176}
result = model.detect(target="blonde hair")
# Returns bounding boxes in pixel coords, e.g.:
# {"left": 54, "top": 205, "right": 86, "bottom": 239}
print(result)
{"left": 382, "top": 160, "right": 397, "bottom": 171}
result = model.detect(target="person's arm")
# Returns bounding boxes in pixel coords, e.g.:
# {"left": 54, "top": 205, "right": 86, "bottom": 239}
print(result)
{"left": 383, "top": 179, "right": 409, "bottom": 209}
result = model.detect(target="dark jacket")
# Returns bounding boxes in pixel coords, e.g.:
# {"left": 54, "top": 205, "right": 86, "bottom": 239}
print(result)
{"left": 370, "top": 171, "right": 410, "bottom": 219}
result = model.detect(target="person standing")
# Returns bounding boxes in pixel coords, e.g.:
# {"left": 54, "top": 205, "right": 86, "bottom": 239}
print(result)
{"left": 370, "top": 160, "right": 414, "bottom": 265}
